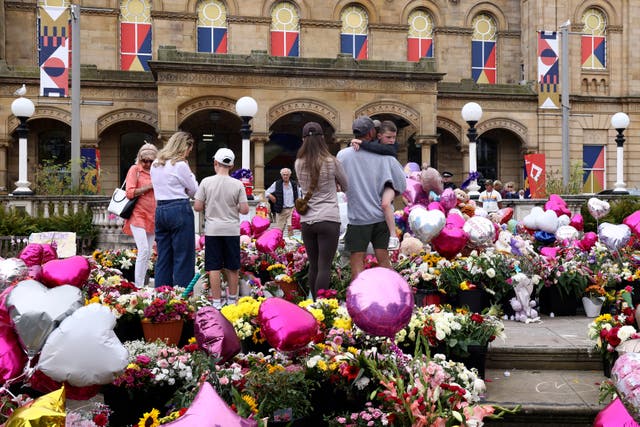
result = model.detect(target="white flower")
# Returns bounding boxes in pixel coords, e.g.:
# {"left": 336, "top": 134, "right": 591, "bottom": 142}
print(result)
{"left": 486, "top": 268, "right": 496, "bottom": 279}
{"left": 618, "top": 325, "right": 637, "bottom": 342}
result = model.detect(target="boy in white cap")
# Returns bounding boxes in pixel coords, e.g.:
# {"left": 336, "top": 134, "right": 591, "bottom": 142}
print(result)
{"left": 194, "top": 148, "right": 249, "bottom": 309}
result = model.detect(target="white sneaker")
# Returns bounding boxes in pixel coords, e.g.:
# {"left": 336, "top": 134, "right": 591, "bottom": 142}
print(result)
{"left": 212, "top": 299, "right": 225, "bottom": 310}
{"left": 388, "top": 236, "right": 400, "bottom": 250}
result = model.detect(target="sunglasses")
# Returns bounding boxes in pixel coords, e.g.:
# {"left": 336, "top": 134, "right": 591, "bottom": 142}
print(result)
{"left": 141, "top": 159, "right": 153, "bottom": 164}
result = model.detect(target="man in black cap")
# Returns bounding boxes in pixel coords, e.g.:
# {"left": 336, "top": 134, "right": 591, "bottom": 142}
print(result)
{"left": 442, "top": 171, "right": 457, "bottom": 190}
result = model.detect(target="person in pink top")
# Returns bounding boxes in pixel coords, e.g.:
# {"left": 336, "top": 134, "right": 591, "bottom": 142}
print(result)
{"left": 123, "top": 143, "right": 157, "bottom": 288}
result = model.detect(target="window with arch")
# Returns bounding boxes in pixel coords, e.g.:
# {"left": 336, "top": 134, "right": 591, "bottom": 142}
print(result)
{"left": 120, "top": 0, "right": 152, "bottom": 71}
{"left": 471, "top": 13, "right": 497, "bottom": 84}
{"left": 38, "top": 0, "right": 71, "bottom": 97}
{"left": 340, "top": 5, "right": 368, "bottom": 59}
{"left": 271, "top": 1, "right": 300, "bottom": 57}
{"left": 581, "top": 8, "right": 606, "bottom": 69}
{"left": 407, "top": 9, "right": 434, "bottom": 61}
{"left": 197, "top": 0, "right": 228, "bottom": 54}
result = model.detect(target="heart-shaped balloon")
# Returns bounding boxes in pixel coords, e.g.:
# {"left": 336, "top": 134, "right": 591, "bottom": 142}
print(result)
{"left": 251, "top": 216, "right": 270, "bottom": 238}
{"left": 194, "top": 307, "right": 241, "bottom": 364}
{"left": 0, "top": 322, "right": 28, "bottom": 383}
{"left": 240, "top": 220, "right": 252, "bottom": 236}
{"left": 7, "top": 280, "right": 83, "bottom": 357}
{"left": 408, "top": 207, "right": 446, "bottom": 243}
{"left": 427, "top": 201, "right": 445, "bottom": 213}
{"left": 0, "top": 258, "right": 28, "bottom": 291}
{"left": 255, "top": 228, "right": 283, "bottom": 254}
{"left": 40, "top": 244, "right": 58, "bottom": 264}
{"left": 534, "top": 230, "right": 556, "bottom": 245}
{"left": 598, "top": 223, "right": 631, "bottom": 251}
{"left": 588, "top": 197, "right": 611, "bottom": 220}
{"left": 577, "top": 232, "right": 598, "bottom": 251}
{"left": 37, "top": 304, "right": 128, "bottom": 387}
{"left": 162, "top": 382, "right": 257, "bottom": 427}
{"left": 522, "top": 206, "right": 544, "bottom": 230}
{"left": 291, "top": 209, "right": 301, "bottom": 230}
{"left": 623, "top": 210, "right": 640, "bottom": 238}
{"left": 40, "top": 256, "right": 90, "bottom": 288}
{"left": 404, "top": 162, "right": 421, "bottom": 175}
{"left": 539, "top": 246, "right": 559, "bottom": 260}
{"left": 439, "top": 188, "right": 457, "bottom": 211}
{"left": 611, "top": 353, "right": 640, "bottom": 423}
{"left": 557, "top": 214, "right": 570, "bottom": 227}
{"left": 555, "top": 225, "right": 579, "bottom": 241}
{"left": 346, "top": 267, "right": 414, "bottom": 338}
{"left": 495, "top": 208, "right": 513, "bottom": 224}
{"left": 463, "top": 216, "right": 495, "bottom": 247}
{"left": 18, "top": 244, "right": 44, "bottom": 267}
{"left": 537, "top": 210, "right": 559, "bottom": 234}
{"left": 593, "top": 398, "right": 640, "bottom": 427}
{"left": 432, "top": 217, "right": 469, "bottom": 259}
{"left": 258, "top": 298, "right": 319, "bottom": 351}
{"left": 570, "top": 213, "right": 584, "bottom": 231}
{"left": 544, "top": 194, "right": 571, "bottom": 217}
{"left": 28, "top": 264, "right": 43, "bottom": 282}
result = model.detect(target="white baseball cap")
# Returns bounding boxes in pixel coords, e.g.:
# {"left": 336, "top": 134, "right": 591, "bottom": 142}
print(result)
{"left": 213, "top": 148, "right": 235, "bottom": 166}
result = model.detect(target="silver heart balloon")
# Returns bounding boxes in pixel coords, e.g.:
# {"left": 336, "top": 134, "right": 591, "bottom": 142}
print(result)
{"left": 598, "top": 223, "right": 631, "bottom": 251}
{"left": 408, "top": 207, "right": 446, "bottom": 243}
{"left": 588, "top": 198, "right": 611, "bottom": 220}
{"left": 0, "top": 258, "right": 28, "bottom": 291}
{"left": 555, "top": 225, "right": 579, "bottom": 241}
{"left": 463, "top": 216, "right": 495, "bottom": 247}
{"left": 6, "top": 280, "right": 83, "bottom": 357}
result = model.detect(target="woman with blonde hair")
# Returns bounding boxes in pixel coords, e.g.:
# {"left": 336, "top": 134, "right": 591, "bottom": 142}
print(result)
{"left": 150, "top": 131, "right": 199, "bottom": 287}
{"left": 294, "top": 122, "right": 348, "bottom": 299}
{"left": 123, "top": 142, "right": 157, "bottom": 288}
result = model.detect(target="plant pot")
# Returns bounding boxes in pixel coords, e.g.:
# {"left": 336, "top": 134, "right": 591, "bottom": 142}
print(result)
{"left": 114, "top": 315, "right": 144, "bottom": 342}
{"left": 103, "top": 384, "right": 177, "bottom": 427}
{"left": 456, "top": 288, "right": 490, "bottom": 313}
{"left": 603, "top": 352, "right": 619, "bottom": 378}
{"left": 141, "top": 319, "right": 184, "bottom": 346}
{"left": 277, "top": 280, "right": 300, "bottom": 301}
{"left": 415, "top": 289, "right": 442, "bottom": 307}
{"left": 538, "top": 286, "right": 578, "bottom": 316}
{"left": 582, "top": 296, "right": 605, "bottom": 318}
{"left": 451, "top": 344, "right": 488, "bottom": 379}
{"left": 119, "top": 266, "right": 135, "bottom": 283}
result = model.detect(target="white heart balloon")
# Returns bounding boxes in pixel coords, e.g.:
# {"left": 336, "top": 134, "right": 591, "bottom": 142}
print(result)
{"left": 522, "top": 206, "right": 544, "bottom": 230}
{"left": 38, "top": 304, "right": 128, "bottom": 387}
{"left": 537, "top": 210, "right": 559, "bottom": 234}
{"left": 557, "top": 214, "right": 571, "bottom": 227}
{"left": 555, "top": 225, "right": 579, "bottom": 241}
{"left": 598, "top": 223, "right": 631, "bottom": 251}
{"left": 6, "top": 280, "right": 83, "bottom": 357}
{"left": 588, "top": 198, "right": 611, "bottom": 220}
{"left": 408, "top": 207, "right": 446, "bottom": 243}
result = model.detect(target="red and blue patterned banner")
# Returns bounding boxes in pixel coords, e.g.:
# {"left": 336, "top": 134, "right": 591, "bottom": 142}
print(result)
{"left": 471, "top": 40, "right": 496, "bottom": 84}
{"left": 581, "top": 35, "right": 606, "bottom": 69}
{"left": 407, "top": 37, "right": 432, "bottom": 62}
{"left": 197, "top": 27, "right": 227, "bottom": 53}
{"left": 537, "top": 31, "right": 559, "bottom": 109}
{"left": 341, "top": 34, "right": 367, "bottom": 60}
{"left": 271, "top": 31, "right": 299, "bottom": 57}
{"left": 38, "top": 5, "right": 69, "bottom": 97}
{"left": 120, "top": 22, "right": 152, "bottom": 71}
{"left": 583, "top": 145, "right": 605, "bottom": 193}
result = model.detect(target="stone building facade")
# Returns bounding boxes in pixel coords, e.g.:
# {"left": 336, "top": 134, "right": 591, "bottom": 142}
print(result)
{"left": 0, "top": 0, "right": 637, "bottom": 196}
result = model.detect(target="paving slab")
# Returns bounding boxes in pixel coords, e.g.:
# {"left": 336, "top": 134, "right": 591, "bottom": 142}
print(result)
{"left": 491, "top": 316, "right": 595, "bottom": 350}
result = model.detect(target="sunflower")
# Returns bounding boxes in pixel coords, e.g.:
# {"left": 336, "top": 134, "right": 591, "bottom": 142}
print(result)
{"left": 137, "top": 408, "right": 160, "bottom": 427}
{"left": 241, "top": 394, "right": 259, "bottom": 414}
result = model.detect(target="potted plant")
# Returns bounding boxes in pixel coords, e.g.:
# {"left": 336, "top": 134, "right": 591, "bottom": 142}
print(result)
{"left": 536, "top": 247, "right": 590, "bottom": 316}
{"left": 137, "top": 286, "right": 195, "bottom": 345}
{"left": 583, "top": 283, "right": 607, "bottom": 317}
{"left": 396, "top": 252, "right": 445, "bottom": 306}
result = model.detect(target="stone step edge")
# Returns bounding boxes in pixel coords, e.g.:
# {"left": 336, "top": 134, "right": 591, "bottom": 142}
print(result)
{"left": 486, "top": 347, "right": 602, "bottom": 370}
{"left": 482, "top": 402, "right": 601, "bottom": 427}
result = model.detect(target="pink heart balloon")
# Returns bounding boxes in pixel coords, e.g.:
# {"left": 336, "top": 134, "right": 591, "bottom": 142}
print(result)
{"left": 539, "top": 246, "right": 559, "bottom": 260}
{"left": 402, "top": 178, "right": 426, "bottom": 206}
{"left": 0, "top": 287, "right": 12, "bottom": 325}
{"left": 291, "top": 209, "right": 301, "bottom": 230}
{"left": 240, "top": 220, "right": 252, "bottom": 237}
{"left": 41, "top": 256, "right": 90, "bottom": 288}
{"left": 194, "top": 307, "right": 241, "bottom": 364}
{"left": 593, "top": 398, "right": 639, "bottom": 427}
{"left": 258, "top": 298, "right": 318, "bottom": 351}
{"left": 624, "top": 210, "right": 640, "bottom": 238}
{"left": 255, "top": 228, "right": 283, "bottom": 254}
{"left": 18, "top": 244, "right": 44, "bottom": 267}
{"left": 427, "top": 201, "right": 445, "bottom": 213}
{"left": 346, "top": 267, "right": 414, "bottom": 338}
{"left": 28, "top": 265, "right": 43, "bottom": 282}
{"left": 544, "top": 194, "right": 571, "bottom": 217}
{"left": 432, "top": 225, "right": 468, "bottom": 259}
{"left": 163, "top": 382, "right": 257, "bottom": 427}
{"left": 0, "top": 322, "right": 27, "bottom": 382}
{"left": 439, "top": 188, "right": 457, "bottom": 211}
{"left": 496, "top": 208, "right": 514, "bottom": 224}
{"left": 569, "top": 213, "right": 584, "bottom": 231}
{"left": 251, "top": 216, "right": 270, "bottom": 238}
{"left": 40, "top": 244, "right": 58, "bottom": 264}
{"left": 577, "top": 231, "right": 598, "bottom": 251}
{"left": 446, "top": 212, "right": 466, "bottom": 229}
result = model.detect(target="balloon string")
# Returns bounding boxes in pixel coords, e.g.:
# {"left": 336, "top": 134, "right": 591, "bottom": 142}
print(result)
{"left": 182, "top": 272, "right": 202, "bottom": 299}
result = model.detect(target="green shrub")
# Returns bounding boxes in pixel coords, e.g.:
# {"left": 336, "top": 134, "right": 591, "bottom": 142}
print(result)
{"left": 546, "top": 162, "right": 584, "bottom": 196}
{"left": 33, "top": 158, "right": 99, "bottom": 195}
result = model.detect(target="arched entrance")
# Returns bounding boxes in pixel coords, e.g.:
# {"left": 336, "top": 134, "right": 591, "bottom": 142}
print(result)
{"left": 434, "top": 127, "right": 463, "bottom": 176}
{"left": 99, "top": 121, "right": 157, "bottom": 186}
{"left": 477, "top": 128, "right": 525, "bottom": 188}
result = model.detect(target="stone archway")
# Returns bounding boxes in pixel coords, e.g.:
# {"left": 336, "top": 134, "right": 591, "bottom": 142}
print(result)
{"left": 355, "top": 100, "right": 420, "bottom": 131}
{"left": 268, "top": 99, "right": 339, "bottom": 132}
{"left": 177, "top": 96, "right": 238, "bottom": 126}
{"left": 97, "top": 109, "right": 158, "bottom": 137}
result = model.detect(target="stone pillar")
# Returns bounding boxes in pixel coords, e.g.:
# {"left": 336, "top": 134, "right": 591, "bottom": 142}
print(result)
{"left": 0, "top": 138, "right": 8, "bottom": 194}
{"left": 415, "top": 135, "right": 438, "bottom": 168}
{"left": 334, "top": 134, "right": 352, "bottom": 150}
{"left": 252, "top": 133, "right": 268, "bottom": 197}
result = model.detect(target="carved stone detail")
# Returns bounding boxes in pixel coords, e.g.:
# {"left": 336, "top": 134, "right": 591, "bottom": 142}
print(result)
{"left": 369, "top": 23, "right": 409, "bottom": 32}
{"left": 476, "top": 118, "right": 528, "bottom": 143}
{"left": 8, "top": 107, "right": 72, "bottom": 133}
{"left": 269, "top": 99, "right": 339, "bottom": 130}
{"left": 356, "top": 101, "right": 420, "bottom": 128}
{"left": 152, "top": 11, "right": 197, "bottom": 21}
{"left": 97, "top": 109, "right": 158, "bottom": 135}
{"left": 227, "top": 16, "right": 270, "bottom": 24}
{"left": 300, "top": 19, "right": 342, "bottom": 29}
{"left": 436, "top": 117, "right": 463, "bottom": 142}
{"left": 177, "top": 97, "right": 238, "bottom": 123}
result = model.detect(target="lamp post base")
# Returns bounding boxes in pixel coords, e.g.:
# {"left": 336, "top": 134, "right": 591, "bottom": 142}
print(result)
{"left": 12, "top": 181, "right": 34, "bottom": 195}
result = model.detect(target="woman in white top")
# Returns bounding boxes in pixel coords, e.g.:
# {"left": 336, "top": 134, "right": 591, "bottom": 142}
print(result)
{"left": 150, "top": 131, "right": 199, "bottom": 287}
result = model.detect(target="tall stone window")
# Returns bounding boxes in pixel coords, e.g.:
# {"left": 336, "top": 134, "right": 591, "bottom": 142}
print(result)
{"left": 407, "top": 9, "right": 434, "bottom": 61}
{"left": 197, "top": 0, "right": 228, "bottom": 54}
{"left": 270, "top": 1, "right": 300, "bottom": 57}
{"left": 471, "top": 13, "right": 497, "bottom": 84}
{"left": 340, "top": 4, "right": 368, "bottom": 59}
{"left": 581, "top": 8, "right": 606, "bottom": 69}
{"left": 120, "top": 0, "right": 152, "bottom": 71}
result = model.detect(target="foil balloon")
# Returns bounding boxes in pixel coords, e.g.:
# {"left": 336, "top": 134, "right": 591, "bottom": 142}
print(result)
{"left": 522, "top": 206, "right": 544, "bottom": 230}
{"left": 18, "top": 243, "right": 44, "bottom": 267}
{"left": 611, "top": 352, "right": 640, "bottom": 422}
{"left": 534, "top": 230, "right": 556, "bottom": 245}
{"left": 0, "top": 322, "right": 27, "bottom": 383}
{"left": 507, "top": 219, "right": 518, "bottom": 234}
{"left": 495, "top": 208, "right": 513, "bottom": 224}
{"left": 0, "top": 258, "right": 28, "bottom": 291}
{"left": 404, "top": 162, "right": 421, "bottom": 176}
{"left": 539, "top": 246, "right": 559, "bottom": 260}
{"left": 623, "top": 210, "right": 640, "bottom": 238}
{"left": 408, "top": 207, "right": 446, "bottom": 243}
{"left": 346, "top": 267, "right": 414, "bottom": 338}
{"left": 432, "top": 223, "right": 469, "bottom": 259}
{"left": 194, "top": 306, "right": 241, "bottom": 364}
{"left": 588, "top": 197, "right": 611, "bottom": 220}
{"left": 427, "top": 201, "right": 445, "bottom": 213}
{"left": 598, "top": 223, "right": 631, "bottom": 251}
{"left": 474, "top": 207, "right": 488, "bottom": 218}
{"left": 37, "top": 304, "right": 128, "bottom": 387}
{"left": 402, "top": 178, "right": 426, "bottom": 205}
{"left": 593, "top": 398, "right": 640, "bottom": 427}
{"left": 40, "top": 244, "right": 58, "bottom": 264}
{"left": 4, "top": 386, "right": 66, "bottom": 427}
{"left": 544, "top": 194, "right": 571, "bottom": 217}
{"left": 255, "top": 228, "right": 283, "bottom": 254}
{"left": 7, "top": 280, "right": 83, "bottom": 357}
{"left": 577, "top": 232, "right": 598, "bottom": 251}
{"left": 251, "top": 216, "right": 270, "bottom": 237}
{"left": 291, "top": 208, "right": 301, "bottom": 230}
{"left": 557, "top": 214, "right": 570, "bottom": 227}
{"left": 163, "top": 382, "right": 257, "bottom": 427}
{"left": 555, "top": 225, "right": 579, "bottom": 241}
{"left": 569, "top": 213, "right": 584, "bottom": 231}
{"left": 439, "top": 188, "right": 457, "bottom": 211}
{"left": 537, "top": 209, "right": 559, "bottom": 234}
{"left": 463, "top": 216, "right": 495, "bottom": 247}
{"left": 28, "top": 264, "right": 43, "bottom": 282}
{"left": 41, "top": 256, "right": 90, "bottom": 288}
{"left": 240, "top": 220, "right": 252, "bottom": 236}
{"left": 258, "top": 298, "right": 318, "bottom": 351}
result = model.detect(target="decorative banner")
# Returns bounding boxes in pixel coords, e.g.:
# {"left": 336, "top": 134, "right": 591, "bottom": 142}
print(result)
{"left": 197, "top": 26, "right": 228, "bottom": 53}
{"left": 538, "top": 31, "right": 560, "bottom": 109}
{"left": 81, "top": 147, "right": 101, "bottom": 194}
{"left": 340, "top": 5, "right": 368, "bottom": 59}
{"left": 120, "top": 0, "right": 152, "bottom": 71}
{"left": 38, "top": 5, "right": 70, "bottom": 97}
{"left": 472, "top": 40, "right": 496, "bottom": 84}
{"left": 407, "top": 9, "right": 433, "bottom": 62}
{"left": 408, "top": 37, "right": 432, "bottom": 61}
{"left": 583, "top": 145, "right": 605, "bottom": 193}
{"left": 524, "top": 154, "right": 546, "bottom": 199}
{"left": 582, "top": 35, "right": 606, "bottom": 69}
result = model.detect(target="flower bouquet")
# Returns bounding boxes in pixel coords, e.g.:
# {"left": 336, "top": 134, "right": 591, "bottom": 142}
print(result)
{"left": 133, "top": 286, "right": 195, "bottom": 345}
{"left": 221, "top": 296, "right": 268, "bottom": 352}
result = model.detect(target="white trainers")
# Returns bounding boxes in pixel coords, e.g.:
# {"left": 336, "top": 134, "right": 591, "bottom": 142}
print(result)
{"left": 388, "top": 236, "right": 400, "bottom": 250}
{"left": 212, "top": 299, "right": 225, "bottom": 310}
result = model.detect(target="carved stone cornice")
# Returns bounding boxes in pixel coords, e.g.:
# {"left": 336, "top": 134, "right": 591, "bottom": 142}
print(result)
{"left": 97, "top": 109, "right": 158, "bottom": 135}
{"left": 251, "top": 133, "right": 269, "bottom": 145}
{"left": 152, "top": 11, "right": 196, "bottom": 21}
{"left": 356, "top": 101, "right": 421, "bottom": 128}
{"left": 227, "top": 16, "right": 270, "bottom": 25}
{"left": 5, "top": 2, "right": 36, "bottom": 11}
{"left": 269, "top": 99, "right": 338, "bottom": 130}
{"left": 608, "top": 25, "right": 623, "bottom": 33}
{"left": 8, "top": 106, "right": 71, "bottom": 132}
{"left": 436, "top": 117, "right": 463, "bottom": 142}
{"left": 434, "top": 27, "right": 473, "bottom": 36}
{"left": 81, "top": 139, "right": 99, "bottom": 148}
{"left": 299, "top": 19, "right": 341, "bottom": 29}
{"left": 80, "top": 7, "right": 119, "bottom": 17}
{"left": 476, "top": 118, "right": 529, "bottom": 148}
{"left": 498, "top": 31, "right": 521, "bottom": 39}
{"left": 369, "top": 23, "right": 409, "bottom": 32}
{"left": 0, "top": 138, "right": 9, "bottom": 148}
{"left": 177, "top": 97, "right": 237, "bottom": 124}
{"left": 415, "top": 135, "right": 438, "bottom": 146}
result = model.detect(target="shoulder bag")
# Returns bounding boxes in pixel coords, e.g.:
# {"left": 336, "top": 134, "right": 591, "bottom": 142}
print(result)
{"left": 108, "top": 179, "right": 138, "bottom": 219}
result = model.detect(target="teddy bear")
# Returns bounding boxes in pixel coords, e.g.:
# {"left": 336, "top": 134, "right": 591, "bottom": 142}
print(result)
{"left": 509, "top": 272, "right": 540, "bottom": 323}
{"left": 420, "top": 165, "right": 443, "bottom": 198}
{"left": 453, "top": 188, "right": 475, "bottom": 219}
{"left": 400, "top": 233, "right": 424, "bottom": 256}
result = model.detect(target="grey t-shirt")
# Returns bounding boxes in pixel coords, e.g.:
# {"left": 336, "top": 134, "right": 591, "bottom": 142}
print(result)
{"left": 194, "top": 175, "right": 248, "bottom": 236}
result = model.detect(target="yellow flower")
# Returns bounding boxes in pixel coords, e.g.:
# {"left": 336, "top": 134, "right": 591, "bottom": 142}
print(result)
{"left": 138, "top": 408, "right": 160, "bottom": 427}
{"left": 242, "top": 394, "right": 259, "bottom": 414}
{"left": 347, "top": 346, "right": 359, "bottom": 355}
{"left": 309, "top": 308, "right": 325, "bottom": 322}
{"left": 188, "top": 337, "right": 197, "bottom": 344}
{"left": 460, "top": 281, "right": 470, "bottom": 291}
{"left": 333, "top": 318, "right": 352, "bottom": 330}
{"left": 317, "top": 360, "right": 328, "bottom": 371}
{"left": 86, "top": 296, "right": 100, "bottom": 305}
{"left": 126, "top": 363, "right": 140, "bottom": 370}
{"left": 267, "top": 364, "right": 285, "bottom": 374}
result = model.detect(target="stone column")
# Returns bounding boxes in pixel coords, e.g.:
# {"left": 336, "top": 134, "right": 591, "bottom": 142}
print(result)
{"left": 0, "top": 138, "right": 8, "bottom": 194}
{"left": 252, "top": 133, "right": 268, "bottom": 197}
{"left": 415, "top": 135, "right": 438, "bottom": 168}
{"left": 334, "top": 134, "right": 352, "bottom": 150}
{"left": 460, "top": 146, "right": 470, "bottom": 176}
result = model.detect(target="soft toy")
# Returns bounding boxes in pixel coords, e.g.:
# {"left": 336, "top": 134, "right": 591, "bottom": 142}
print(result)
{"left": 420, "top": 166, "right": 443, "bottom": 196}
{"left": 454, "top": 188, "right": 475, "bottom": 219}
{"left": 494, "top": 231, "right": 513, "bottom": 254}
{"left": 400, "top": 233, "right": 424, "bottom": 256}
{"left": 509, "top": 273, "right": 540, "bottom": 323}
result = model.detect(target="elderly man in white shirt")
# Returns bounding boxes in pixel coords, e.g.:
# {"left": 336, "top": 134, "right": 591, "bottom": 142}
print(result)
{"left": 265, "top": 168, "right": 303, "bottom": 233}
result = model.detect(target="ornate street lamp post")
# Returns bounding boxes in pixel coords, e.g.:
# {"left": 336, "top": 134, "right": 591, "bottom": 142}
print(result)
{"left": 235, "top": 96, "right": 258, "bottom": 170}
{"left": 461, "top": 102, "right": 483, "bottom": 199}
{"left": 611, "top": 112, "right": 630, "bottom": 194}
{"left": 11, "top": 96, "right": 35, "bottom": 195}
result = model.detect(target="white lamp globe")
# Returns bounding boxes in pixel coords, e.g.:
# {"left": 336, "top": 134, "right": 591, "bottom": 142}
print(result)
{"left": 11, "top": 97, "right": 35, "bottom": 119}
{"left": 461, "top": 102, "right": 483, "bottom": 123}
{"left": 611, "top": 112, "right": 630, "bottom": 130}
{"left": 235, "top": 96, "right": 258, "bottom": 118}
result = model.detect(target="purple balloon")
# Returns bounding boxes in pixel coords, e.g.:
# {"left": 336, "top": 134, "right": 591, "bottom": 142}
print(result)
{"left": 439, "top": 188, "right": 457, "bottom": 211}
{"left": 402, "top": 178, "right": 426, "bottom": 206}
{"left": 194, "top": 307, "right": 241, "bottom": 364}
{"left": 258, "top": 298, "right": 318, "bottom": 351}
{"left": 346, "top": 267, "right": 414, "bottom": 338}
